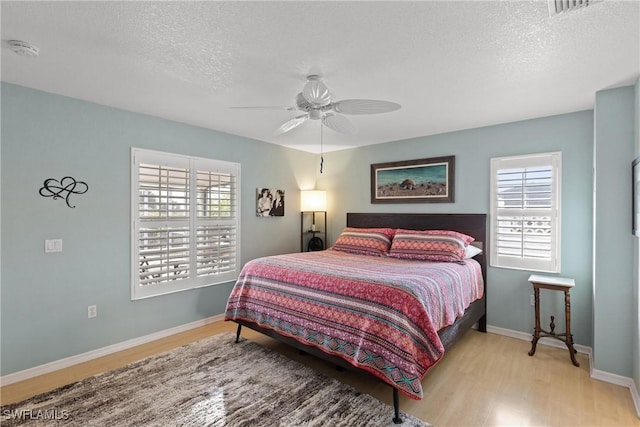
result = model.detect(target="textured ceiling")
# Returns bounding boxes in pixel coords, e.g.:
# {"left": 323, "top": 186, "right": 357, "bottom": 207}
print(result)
{"left": 1, "top": 1, "right": 639, "bottom": 153}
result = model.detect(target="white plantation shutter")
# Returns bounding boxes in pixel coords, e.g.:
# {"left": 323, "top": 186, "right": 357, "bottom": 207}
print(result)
{"left": 490, "top": 152, "right": 561, "bottom": 273}
{"left": 132, "top": 149, "right": 241, "bottom": 300}
{"left": 137, "top": 162, "right": 191, "bottom": 287}
{"left": 196, "top": 225, "right": 236, "bottom": 276}
{"left": 195, "top": 168, "right": 237, "bottom": 279}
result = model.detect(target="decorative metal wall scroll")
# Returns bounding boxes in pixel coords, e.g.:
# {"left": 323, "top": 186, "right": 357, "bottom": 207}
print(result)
{"left": 39, "top": 176, "right": 89, "bottom": 208}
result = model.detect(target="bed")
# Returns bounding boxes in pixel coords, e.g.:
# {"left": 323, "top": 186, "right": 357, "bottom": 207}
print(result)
{"left": 225, "top": 213, "right": 487, "bottom": 424}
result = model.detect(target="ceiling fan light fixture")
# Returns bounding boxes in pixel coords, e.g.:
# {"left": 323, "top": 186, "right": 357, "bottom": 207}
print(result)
{"left": 302, "top": 75, "right": 332, "bottom": 107}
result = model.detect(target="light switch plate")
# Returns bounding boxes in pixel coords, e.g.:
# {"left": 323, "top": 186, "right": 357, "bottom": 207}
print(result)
{"left": 45, "top": 239, "right": 63, "bottom": 253}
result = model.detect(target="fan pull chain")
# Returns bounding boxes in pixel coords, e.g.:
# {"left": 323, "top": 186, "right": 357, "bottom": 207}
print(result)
{"left": 320, "top": 122, "right": 324, "bottom": 174}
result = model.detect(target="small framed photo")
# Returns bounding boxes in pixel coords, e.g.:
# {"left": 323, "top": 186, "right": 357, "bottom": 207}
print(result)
{"left": 257, "top": 188, "right": 285, "bottom": 217}
{"left": 633, "top": 157, "right": 640, "bottom": 236}
{"left": 371, "top": 156, "right": 455, "bottom": 203}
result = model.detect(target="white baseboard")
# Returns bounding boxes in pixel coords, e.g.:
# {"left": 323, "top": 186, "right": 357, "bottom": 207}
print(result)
{"left": 0, "top": 314, "right": 225, "bottom": 387}
{"left": 591, "top": 369, "right": 635, "bottom": 388}
{"left": 591, "top": 370, "right": 640, "bottom": 419}
{"left": 487, "top": 324, "right": 639, "bottom": 419}
{"left": 630, "top": 379, "right": 640, "bottom": 419}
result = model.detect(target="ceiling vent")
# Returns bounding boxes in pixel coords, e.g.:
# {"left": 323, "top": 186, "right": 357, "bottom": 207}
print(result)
{"left": 548, "top": 0, "right": 600, "bottom": 16}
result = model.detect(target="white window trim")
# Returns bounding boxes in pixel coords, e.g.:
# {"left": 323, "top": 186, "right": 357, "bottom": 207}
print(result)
{"left": 131, "top": 148, "right": 241, "bottom": 300}
{"left": 490, "top": 152, "right": 561, "bottom": 273}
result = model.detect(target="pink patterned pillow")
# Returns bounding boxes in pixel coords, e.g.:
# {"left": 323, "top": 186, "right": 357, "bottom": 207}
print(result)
{"left": 332, "top": 227, "right": 396, "bottom": 256}
{"left": 389, "top": 229, "right": 474, "bottom": 262}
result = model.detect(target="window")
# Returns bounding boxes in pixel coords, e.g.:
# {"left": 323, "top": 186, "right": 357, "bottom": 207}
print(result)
{"left": 490, "top": 152, "right": 561, "bottom": 273}
{"left": 131, "top": 148, "right": 240, "bottom": 300}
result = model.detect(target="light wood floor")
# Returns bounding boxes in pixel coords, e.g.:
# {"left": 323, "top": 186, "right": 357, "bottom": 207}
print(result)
{"left": 1, "top": 321, "right": 639, "bottom": 426}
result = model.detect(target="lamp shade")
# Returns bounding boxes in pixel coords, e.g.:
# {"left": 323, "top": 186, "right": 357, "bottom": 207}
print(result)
{"left": 301, "top": 190, "right": 327, "bottom": 212}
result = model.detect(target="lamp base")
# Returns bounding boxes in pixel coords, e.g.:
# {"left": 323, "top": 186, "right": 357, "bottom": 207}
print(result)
{"left": 307, "top": 236, "right": 324, "bottom": 252}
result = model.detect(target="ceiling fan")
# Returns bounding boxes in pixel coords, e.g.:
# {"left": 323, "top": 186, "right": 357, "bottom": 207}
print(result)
{"left": 231, "top": 75, "right": 401, "bottom": 136}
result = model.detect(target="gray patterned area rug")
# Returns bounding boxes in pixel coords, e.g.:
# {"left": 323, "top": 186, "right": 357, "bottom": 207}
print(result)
{"left": 1, "top": 333, "right": 431, "bottom": 427}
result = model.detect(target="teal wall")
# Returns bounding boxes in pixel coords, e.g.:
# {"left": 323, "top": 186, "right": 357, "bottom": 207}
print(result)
{"left": 2, "top": 81, "right": 637, "bottom": 383}
{"left": 593, "top": 86, "right": 636, "bottom": 377}
{"left": 0, "top": 83, "right": 317, "bottom": 375}
{"left": 319, "top": 111, "right": 595, "bottom": 347}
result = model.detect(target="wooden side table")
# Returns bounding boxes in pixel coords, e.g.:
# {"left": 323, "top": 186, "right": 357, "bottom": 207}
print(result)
{"left": 527, "top": 274, "right": 580, "bottom": 367}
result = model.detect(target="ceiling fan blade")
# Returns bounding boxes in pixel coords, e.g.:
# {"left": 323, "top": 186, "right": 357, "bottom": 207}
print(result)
{"left": 332, "top": 99, "right": 401, "bottom": 115}
{"left": 322, "top": 113, "right": 357, "bottom": 135}
{"left": 274, "top": 114, "right": 309, "bottom": 135}
{"left": 229, "top": 106, "right": 296, "bottom": 111}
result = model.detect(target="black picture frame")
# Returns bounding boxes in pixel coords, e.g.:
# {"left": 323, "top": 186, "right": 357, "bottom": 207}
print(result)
{"left": 256, "top": 188, "right": 285, "bottom": 217}
{"left": 370, "top": 156, "right": 455, "bottom": 203}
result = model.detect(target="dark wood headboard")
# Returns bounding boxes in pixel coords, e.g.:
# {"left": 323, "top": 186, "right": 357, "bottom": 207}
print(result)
{"left": 346, "top": 212, "right": 488, "bottom": 282}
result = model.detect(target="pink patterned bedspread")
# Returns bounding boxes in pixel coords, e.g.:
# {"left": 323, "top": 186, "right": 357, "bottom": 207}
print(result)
{"left": 224, "top": 249, "right": 484, "bottom": 399}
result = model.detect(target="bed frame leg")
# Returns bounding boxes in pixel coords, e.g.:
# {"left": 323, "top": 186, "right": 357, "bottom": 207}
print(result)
{"left": 235, "top": 324, "right": 242, "bottom": 343}
{"left": 478, "top": 314, "right": 487, "bottom": 333}
{"left": 392, "top": 388, "right": 403, "bottom": 424}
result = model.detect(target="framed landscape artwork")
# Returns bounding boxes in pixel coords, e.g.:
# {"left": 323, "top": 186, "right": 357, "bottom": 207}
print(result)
{"left": 371, "top": 156, "right": 455, "bottom": 203}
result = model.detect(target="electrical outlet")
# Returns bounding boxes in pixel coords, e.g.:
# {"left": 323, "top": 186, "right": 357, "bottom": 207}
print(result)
{"left": 529, "top": 295, "right": 535, "bottom": 306}
{"left": 88, "top": 305, "right": 97, "bottom": 318}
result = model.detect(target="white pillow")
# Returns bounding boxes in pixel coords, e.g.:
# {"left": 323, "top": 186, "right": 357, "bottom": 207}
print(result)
{"left": 464, "top": 244, "right": 483, "bottom": 259}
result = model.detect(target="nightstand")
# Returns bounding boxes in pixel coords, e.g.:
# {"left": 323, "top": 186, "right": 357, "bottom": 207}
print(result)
{"left": 527, "top": 274, "right": 579, "bottom": 367}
